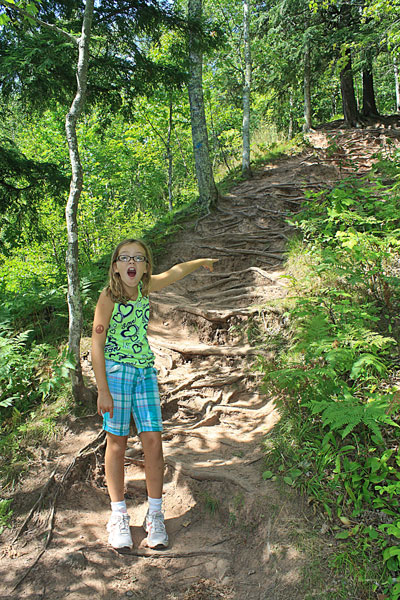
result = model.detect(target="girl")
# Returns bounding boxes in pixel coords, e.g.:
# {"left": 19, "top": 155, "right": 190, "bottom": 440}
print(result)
{"left": 91, "top": 238, "right": 217, "bottom": 550}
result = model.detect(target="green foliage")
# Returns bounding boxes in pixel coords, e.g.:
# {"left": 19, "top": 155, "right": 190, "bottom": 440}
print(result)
{"left": 260, "top": 160, "right": 400, "bottom": 598}
{"left": 0, "top": 498, "right": 13, "bottom": 534}
{"left": 0, "top": 326, "right": 72, "bottom": 425}
{"left": 201, "top": 491, "right": 220, "bottom": 515}
{"left": 0, "top": 136, "right": 68, "bottom": 253}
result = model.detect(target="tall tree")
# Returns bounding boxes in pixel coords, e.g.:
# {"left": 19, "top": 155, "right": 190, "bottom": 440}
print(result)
{"left": 64, "top": 0, "right": 94, "bottom": 402}
{"left": 361, "top": 65, "right": 380, "bottom": 117}
{"left": 303, "top": 35, "right": 312, "bottom": 132}
{"left": 187, "top": 0, "right": 218, "bottom": 208}
{"left": 242, "top": 0, "right": 252, "bottom": 177}
{"left": 340, "top": 48, "right": 360, "bottom": 126}
{"left": 1, "top": 0, "right": 95, "bottom": 402}
{"left": 394, "top": 57, "right": 400, "bottom": 112}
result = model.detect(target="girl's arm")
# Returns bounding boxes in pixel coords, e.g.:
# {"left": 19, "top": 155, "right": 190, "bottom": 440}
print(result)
{"left": 149, "top": 258, "right": 218, "bottom": 293}
{"left": 91, "top": 290, "right": 115, "bottom": 418}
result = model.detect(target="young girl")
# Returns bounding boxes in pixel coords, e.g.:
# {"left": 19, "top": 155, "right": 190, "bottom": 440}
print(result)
{"left": 91, "top": 238, "right": 217, "bottom": 550}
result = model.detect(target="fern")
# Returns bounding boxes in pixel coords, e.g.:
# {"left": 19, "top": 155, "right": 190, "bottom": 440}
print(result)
{"left": 310, "top": 394, "right": 398, "bottom": 440}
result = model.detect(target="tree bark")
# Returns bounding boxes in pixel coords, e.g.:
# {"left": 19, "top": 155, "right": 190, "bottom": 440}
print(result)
{"left": 242, "top": 0, "right": 252, "bottom": 178}
{"left": 187, "top": 0, "right": 218, "bottom": 208}
{"left": 65, "top": 0, "right": 94, "bottom": 402}
{"left": 303, "top": 39, "right": 312, "bottom": 132}
{"left": 394, "top": 57, "right": 400, "bottom": 113}
{"left": 340, "top": 49, "right": 360, "bottom": 127}
{"left": 167, "top": 97, "right": 173, "bottom": 211}
{"left": 361, "top": 67, "right": 379, "bottom": 117}
{"left": 288, "top": 91, "right": 294, "bottom": 140}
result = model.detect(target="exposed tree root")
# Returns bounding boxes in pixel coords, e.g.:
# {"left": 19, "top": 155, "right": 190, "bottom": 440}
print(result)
{"left": 163, "top": 430, "right": 237, "bottom": 448}
{"left": 164, "top": 455, "right": 252, "bottom": 492}
{"left": 80, "top": 545, "right": 230, "bottom": 558}
{"left": 148, "top": 339, "right": 270, "bottom": 358}
{"left": 12, "top": 469, "right": 57, "bottom": 543}
{"left": 196, "top": 244, "right": 285, "bottom": 260}
{"left": 10, "top": 431, "right": 106, "bottom": 591}
{"left": 165, "top": 374, "right": 242, "bottom": 396}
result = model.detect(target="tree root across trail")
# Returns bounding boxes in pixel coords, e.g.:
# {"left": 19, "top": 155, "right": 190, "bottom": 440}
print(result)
{"left": 2, "top": 127, "right": 399, "bottom": 600}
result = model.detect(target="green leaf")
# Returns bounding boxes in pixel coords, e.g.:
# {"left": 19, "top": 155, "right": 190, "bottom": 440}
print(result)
{"left": 262, "top": 470, "right": 274, "bottom": 480}
{"left": 335, "top": 530, "right": 351, "bottom": 539}
{"left": 383, "top": 546, "right": 400, "bottom": 561}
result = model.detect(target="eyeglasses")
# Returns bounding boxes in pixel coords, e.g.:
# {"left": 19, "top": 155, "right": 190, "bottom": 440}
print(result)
{"left": 117, "top": 255, "right": 147, "bottom": 263}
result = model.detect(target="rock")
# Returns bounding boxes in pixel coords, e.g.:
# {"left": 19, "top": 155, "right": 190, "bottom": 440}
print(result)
{"left": 62, "top": 551, "right": 89, "bottom": 569}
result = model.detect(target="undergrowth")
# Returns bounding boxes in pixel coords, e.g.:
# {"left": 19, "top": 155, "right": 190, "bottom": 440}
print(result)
{"left": 258, "top": 151, "right": 400, "bottom": 599}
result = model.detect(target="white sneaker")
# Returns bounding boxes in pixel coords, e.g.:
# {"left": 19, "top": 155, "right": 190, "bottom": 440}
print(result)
{"left": 143, "top": 510, "right": 169, "bottom": 548}
{"left": 107, "top": 512, "right": 133, "bottom": 549}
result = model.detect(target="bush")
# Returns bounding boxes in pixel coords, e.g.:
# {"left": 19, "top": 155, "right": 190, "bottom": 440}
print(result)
{"left": 260, "top": 158, "right": 400, "bottom": 599}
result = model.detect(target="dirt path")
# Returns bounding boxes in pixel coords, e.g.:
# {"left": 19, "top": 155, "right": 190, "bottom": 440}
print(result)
{"left": 1, "top": 126, "right": 399, "bottom": 600}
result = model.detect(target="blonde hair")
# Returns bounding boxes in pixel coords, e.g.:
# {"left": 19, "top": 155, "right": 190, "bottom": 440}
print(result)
{"left": 105, "top": 238, "right": 153, "bottom": 303}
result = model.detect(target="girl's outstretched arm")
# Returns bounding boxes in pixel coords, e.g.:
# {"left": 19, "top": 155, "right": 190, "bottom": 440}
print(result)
{"left": 149, "top": 258, "right": 218, "bottom": 292}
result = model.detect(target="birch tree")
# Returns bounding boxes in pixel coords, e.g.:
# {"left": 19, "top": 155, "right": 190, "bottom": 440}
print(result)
{"left": 0, "top": 0, "right": 95, "bottom": 402}
{"left": 394, "top": 57, "right": 400, "bottom": 112}
{"left": 64, "top": 0, "right": 94, "bottom": 402}
{"left": 187, "top": 0, "right": 218, "bottom": 208}
{"left": 303, "top": 36, "right": 312, "bottom": 132}
{"left": 242, "top": 0, "right": 252, "bottom": 177}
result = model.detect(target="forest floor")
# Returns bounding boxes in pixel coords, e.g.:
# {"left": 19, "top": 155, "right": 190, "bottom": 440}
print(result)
{"left": 2, "top": 124, "right": 400, "bottom": 600}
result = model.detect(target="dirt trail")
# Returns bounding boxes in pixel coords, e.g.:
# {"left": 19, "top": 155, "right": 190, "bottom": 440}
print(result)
{"left": 2, "top": 126, "right": 399, "bottom": 600}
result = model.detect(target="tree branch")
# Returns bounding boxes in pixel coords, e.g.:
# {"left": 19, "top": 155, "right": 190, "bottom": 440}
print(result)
{"left": 0, "top": 0, "right": 78, "bottom": 45}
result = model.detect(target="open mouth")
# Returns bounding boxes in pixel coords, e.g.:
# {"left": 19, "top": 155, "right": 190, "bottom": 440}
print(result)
{"left": 127, "top": 267, "right": 137, "bottom": 278}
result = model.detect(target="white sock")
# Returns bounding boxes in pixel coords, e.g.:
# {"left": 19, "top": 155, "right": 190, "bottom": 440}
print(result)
{"left": 111, "top": 500, "right": 127, "bottom": 514}
{"left": 148, "top": 496, "right": 162, "bottom": 514}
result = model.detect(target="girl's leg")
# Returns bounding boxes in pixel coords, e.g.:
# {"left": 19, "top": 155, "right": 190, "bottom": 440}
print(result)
{"left": 140, "top": 431, "right": 164, "bottom": 498}
{"left": 105, "top": 431, "right": 128, "bottom": 502}
{"left": 140, "top": 430, "right": 168, "bottom": 547}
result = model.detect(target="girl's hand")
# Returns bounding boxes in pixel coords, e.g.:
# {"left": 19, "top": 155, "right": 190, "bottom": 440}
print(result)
{"left": 97, "top": 390, "right": 114, "bottom": 420}
{"left": 202, "top": 258, "right": 219, "bottom": 272}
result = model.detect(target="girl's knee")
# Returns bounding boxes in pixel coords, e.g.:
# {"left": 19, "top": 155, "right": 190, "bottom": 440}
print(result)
{"left": 140, "top": 431, "right": 163, "bottom": 456}
{"left": 106, "top": 432, "right": 127, "bottom": 456}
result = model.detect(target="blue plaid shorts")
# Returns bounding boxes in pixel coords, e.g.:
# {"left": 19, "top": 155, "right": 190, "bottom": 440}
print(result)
{"left": 103, "top": 359, "right": 162, "bottom": 436}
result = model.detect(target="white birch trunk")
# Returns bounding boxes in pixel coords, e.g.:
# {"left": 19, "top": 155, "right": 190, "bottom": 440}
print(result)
{"left": 187, "top": 0, "right": 218, "bottom": 208}
{"left": 394, "top": 57, "right": 400, "bottom": 113}
{"left": 65, "top": 0, "right": 94, "bottom": 402}
{"left": 167, "top": 98, "right": 173, "bottom": 211}
{"left": 288, "top": 91, "right": 294, "bottom": 140}
{"left": 303, "top": 39, "right": 312, "bottom": 133}
{"left": 242, "top": 0, "right": 252, "bottom": 177}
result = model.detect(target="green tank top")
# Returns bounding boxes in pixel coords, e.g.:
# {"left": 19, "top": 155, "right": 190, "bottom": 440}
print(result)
{"left": 104, "top": 284, "right": 154, "bottom": 367}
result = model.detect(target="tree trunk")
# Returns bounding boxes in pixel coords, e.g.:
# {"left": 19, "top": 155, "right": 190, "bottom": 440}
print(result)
{"left": 65, "top": 0, "right": 94, "bottom": 403}
{"left": 394, "top": 57, "right": 400, "bottom": 113}
{"left": 167, "top": 97, "right": 173, "bottom": 212}
{"left": 362, "top": 67, "right": 379, "bottom": 117}
{"left": 242, "top": 0, "right": 252, "bottom": 178}
{"left": 340, "top": 49, "right": 360, "bottom": 127}
{"left": 303, "top": 39, "right": 312, "bottom": 132}
{"left": 187, "top": 0, "right": 218, "bottom": 208}
{"left": 288, "top": 91, "right": 294, "bottom": 140}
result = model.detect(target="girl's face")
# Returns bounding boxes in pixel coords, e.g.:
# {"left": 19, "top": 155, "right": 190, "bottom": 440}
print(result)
{"left": 113, "top": 242, "right": 148, "bottom": 296}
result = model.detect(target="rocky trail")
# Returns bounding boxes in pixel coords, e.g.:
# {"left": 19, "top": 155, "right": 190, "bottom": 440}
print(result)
{"left": 1, "top": 126, "right": 400, "bottom": 600}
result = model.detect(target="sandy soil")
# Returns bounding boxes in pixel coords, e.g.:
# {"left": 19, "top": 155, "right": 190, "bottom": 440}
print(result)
{"left": 1, "top": 125, "right": 399, "bottom": 600}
